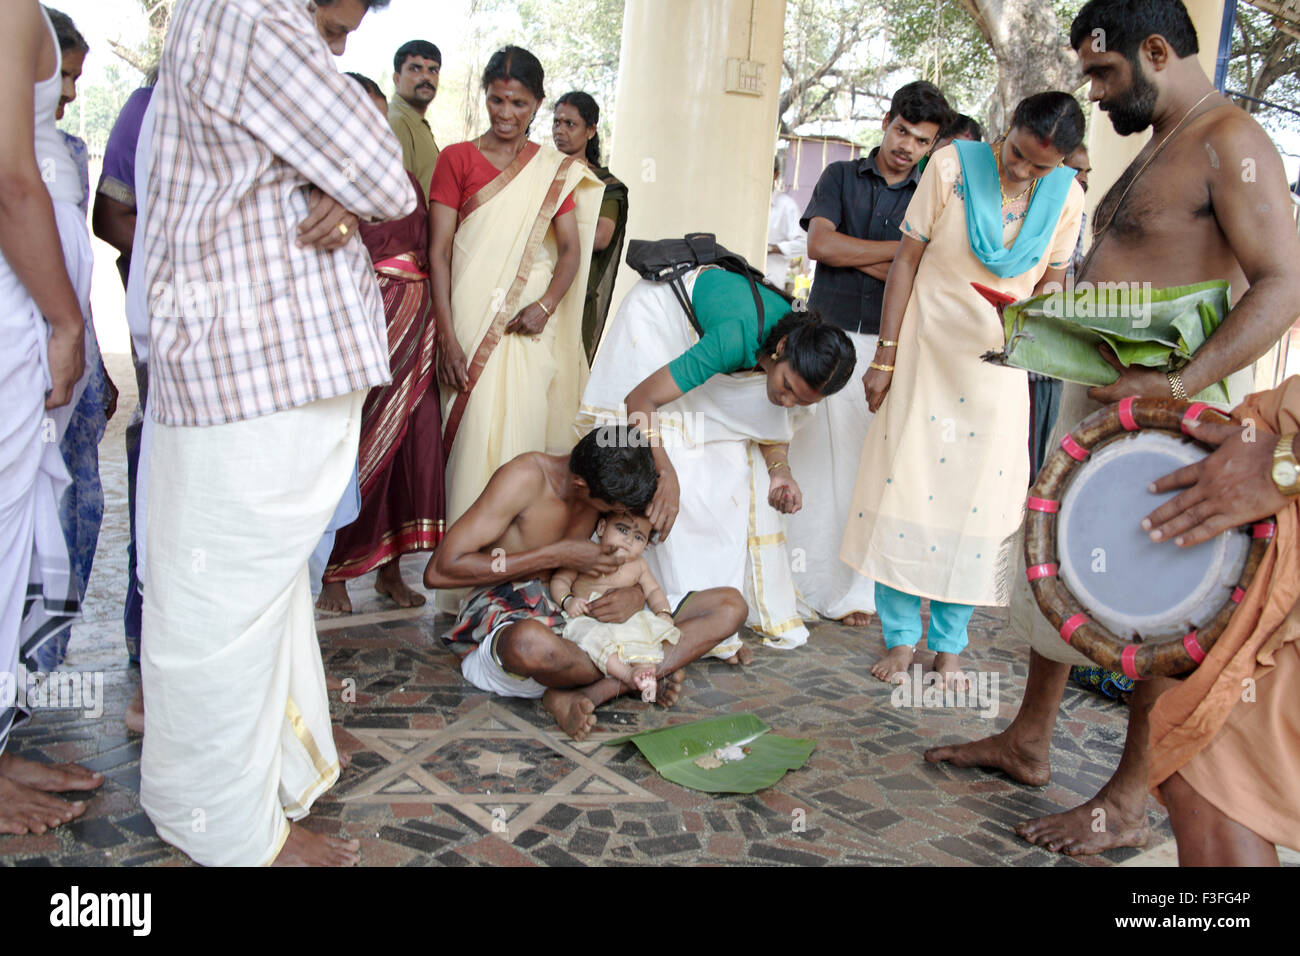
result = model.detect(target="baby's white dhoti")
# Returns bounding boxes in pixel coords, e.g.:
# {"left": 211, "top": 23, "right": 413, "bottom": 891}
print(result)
{"left": 566, "top": 609, "right": 681, "bottom": 675}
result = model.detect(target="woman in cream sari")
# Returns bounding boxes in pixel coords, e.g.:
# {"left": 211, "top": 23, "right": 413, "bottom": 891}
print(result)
{"left": 430, "top": 46, "right": 601, "bottom": 612}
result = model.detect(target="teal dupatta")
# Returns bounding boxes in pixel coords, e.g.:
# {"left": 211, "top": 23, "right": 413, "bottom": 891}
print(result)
{"left": 953, "top": 139, "right": 1076, "bottom": 279}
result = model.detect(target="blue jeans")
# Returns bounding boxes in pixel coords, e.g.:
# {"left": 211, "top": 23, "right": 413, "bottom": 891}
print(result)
{"left": 124, "top": 353, "right": 148, "bottom": 660}
{"left": 874, "top": 581, "right": 974, "bottom": 655}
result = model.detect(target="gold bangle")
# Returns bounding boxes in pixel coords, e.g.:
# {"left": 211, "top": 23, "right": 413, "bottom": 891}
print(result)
{"left": 767, "top": 459, "right": 790, "bottom": 474}
{"left": 654, "top": 607, "right": 673, "bottom": 617}
{"left": 537, "top": 299, "right": 552, "bottom": 317}
{"left": 876, "top": 339, "right": 899, "bottom": 348}
{"left": 869, "top": 361, "right": 895, "bottom": 372}
{"left": 641, "top": 425, "right": 661, "bottom": 443}
{"left": 1167, "top": 370, "right": 1188, "bottom": 401}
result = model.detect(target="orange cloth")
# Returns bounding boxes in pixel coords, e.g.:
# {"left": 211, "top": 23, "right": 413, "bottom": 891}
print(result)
{"left": 1148, "top": 376, "right": 1300, "bottom": 847}
{"left": 1177, "top": 632, "right": 1300, "bottom": 849}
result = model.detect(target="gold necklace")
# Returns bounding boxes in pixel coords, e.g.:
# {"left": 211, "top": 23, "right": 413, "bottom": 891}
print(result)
{"left": 1089, "top": 90, "right": 1219, "bottom": 240}
{"left": 995, "top": 142, "right": 1037, "bottom": 206}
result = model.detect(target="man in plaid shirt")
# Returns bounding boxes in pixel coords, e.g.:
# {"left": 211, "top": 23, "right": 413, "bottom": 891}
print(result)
{"left": 139, "top": 0, "right": 415, "bottom": 867}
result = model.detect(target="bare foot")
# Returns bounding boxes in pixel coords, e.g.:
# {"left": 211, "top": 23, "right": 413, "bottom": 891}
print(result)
{"left": 839, "top": 611, "right": 873, "bottom": 627}
{"left": 542, "top": 688, "right": 597, "bottom": 741}
{"left": 272, "top": 822, "right": 361, "bottom": 866}
{"left": 631, "top": 665, "right": 657, "bottom": 703}
{"left": 724, "top": 643, "right": 754, "bottom": 666}
{"left": 375, "top": 561, "right": 426, "bottom": 609}
{"left": 871, "top": 644, "right": 916, "bottom": 683}
{"left": 0, "top": 751, "right": 103, "bottom": 792}
{"left": 0, "top": 776, "right": 87, "bottom": 834}
{"left": 316, "top": 581, "right": 352, "bottom": 614}
{"left": 931, "top": 652, "right": 969, "bottom": 691}
{"left": 655, "top": 670, "right": 685, "bottom": 709}
{"left": 924, "top": 729, "right": 1051, "bottom": 787}
{"left": 125, "top": 688, "right": 145, "bottom": 734}
{"left": 332, "top": 727, "right": 352, "bottom": 770}
{"left": 1015, "top": 789, "right": 1150, "bottom": 856}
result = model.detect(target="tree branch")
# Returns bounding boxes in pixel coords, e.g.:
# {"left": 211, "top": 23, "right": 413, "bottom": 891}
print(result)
{"left": 107, "top": 38, "right": 153, "bottom": 75}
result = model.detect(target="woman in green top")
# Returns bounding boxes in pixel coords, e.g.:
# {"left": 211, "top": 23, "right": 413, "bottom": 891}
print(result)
{"left": 552, "top": 91, "right": 629, "bottom": 361}
{"left": 576, "top": 266, "right": 853, "bottom": 658}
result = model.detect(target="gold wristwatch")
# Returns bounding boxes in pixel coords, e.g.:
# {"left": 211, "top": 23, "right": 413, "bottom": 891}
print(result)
{"left": 1271, "top": 433, "right": 1300, "bottom": 496}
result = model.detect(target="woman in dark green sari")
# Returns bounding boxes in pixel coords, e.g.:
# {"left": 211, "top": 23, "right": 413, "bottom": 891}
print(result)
{"left": 553, "top": 91, "right": 628, "bottom": 361}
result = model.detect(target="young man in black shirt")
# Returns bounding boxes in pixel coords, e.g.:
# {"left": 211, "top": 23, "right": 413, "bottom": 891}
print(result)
{"left": 786, "top": 82, "right": 953, "bottom": 629}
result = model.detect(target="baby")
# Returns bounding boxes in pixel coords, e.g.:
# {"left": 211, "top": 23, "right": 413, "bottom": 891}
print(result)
{"left": 549, "top": 511, "right": 680, "bottom": 702}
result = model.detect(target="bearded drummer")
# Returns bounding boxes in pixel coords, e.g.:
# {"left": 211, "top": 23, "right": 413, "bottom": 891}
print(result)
{"left": 926, "top": 0, "right": 1300, "bottom": 857}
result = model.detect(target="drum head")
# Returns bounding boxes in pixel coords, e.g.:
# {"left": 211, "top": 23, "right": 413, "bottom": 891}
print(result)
{"left": 1057, "top": 431, "right": 1249, "bottom": 641}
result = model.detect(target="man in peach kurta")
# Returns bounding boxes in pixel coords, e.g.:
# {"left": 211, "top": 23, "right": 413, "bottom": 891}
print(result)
{"left": 1142, "top": 377, "right": 1300, "bottom": 864}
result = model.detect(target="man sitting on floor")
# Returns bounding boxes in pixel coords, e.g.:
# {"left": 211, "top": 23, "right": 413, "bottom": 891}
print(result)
{"left": 425, "top": 425, "right": 747, "bottom": 740}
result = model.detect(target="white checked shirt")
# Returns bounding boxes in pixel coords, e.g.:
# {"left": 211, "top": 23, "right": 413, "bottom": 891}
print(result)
{"left": 143, "top": 0, "right": 417, "bottom": 427}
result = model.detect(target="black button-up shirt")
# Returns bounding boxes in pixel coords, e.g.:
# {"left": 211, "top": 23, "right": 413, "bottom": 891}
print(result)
{"left": 801, "top": 148, "right": 922, "bottom": 336}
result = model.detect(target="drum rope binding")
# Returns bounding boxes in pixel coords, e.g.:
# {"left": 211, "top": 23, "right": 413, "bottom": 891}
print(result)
{"left": 1025, "top": 396, "right": 1274, "bottom": 679}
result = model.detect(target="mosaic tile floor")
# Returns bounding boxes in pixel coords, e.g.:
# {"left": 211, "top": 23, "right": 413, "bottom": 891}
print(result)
{"left": 2, "top": 353, "right": 1185, "bottom": 867}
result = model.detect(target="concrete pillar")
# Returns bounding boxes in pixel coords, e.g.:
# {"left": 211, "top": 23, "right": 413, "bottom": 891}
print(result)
{"left": 606, "top": 0, "right": 787, "bottom": 313}
{"left": 1084, "top": 0, "right": 1227, "bottom": 227}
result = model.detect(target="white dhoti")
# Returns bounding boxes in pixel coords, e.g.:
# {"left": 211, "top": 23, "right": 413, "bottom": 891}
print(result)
{"left": 140, "top": 390, "right": 362, "bottom": 867}
{"left": 0, "top": 200, "right": 92, "bottom": 751}
{"left": 786, "top": 330, "right": 878, "bottom": 622}
{"left": 576, "top": 275, "right": 810, "bottom": 655}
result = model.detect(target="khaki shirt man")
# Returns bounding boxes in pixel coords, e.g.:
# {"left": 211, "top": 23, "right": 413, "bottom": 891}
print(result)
{"left": 388, "top": 39, "right": 441, "bottom": 199}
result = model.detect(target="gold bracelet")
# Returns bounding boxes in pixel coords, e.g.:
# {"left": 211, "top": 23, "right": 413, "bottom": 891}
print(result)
{"left": 536, "top": 299, "right": 552, "bottom": 317}
{"left": 869, "top": 361, "right": 895, "bottom": 372}
{"left": 767, "top": 459, "right": 790, "bottom": 474}
{"left": 876, "top": 339, "right": 899, "bottom": 348}
{"left": 1167, "top": 370, "right": 1188, "bottom": 401}
{"left": 641, "top": 425, "right": 660, "bottom": 443}
{"left": 654, "top": 607, "right": 673, "bottom": 617}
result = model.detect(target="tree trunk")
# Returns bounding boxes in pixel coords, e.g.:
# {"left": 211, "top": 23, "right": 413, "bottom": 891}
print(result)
{"left": 959, "top": 0, "right": 1080, "bottom": 136}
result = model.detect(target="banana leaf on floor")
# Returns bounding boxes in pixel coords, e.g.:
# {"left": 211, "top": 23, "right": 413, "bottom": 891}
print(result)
{"left": 606, "top": 713, "right": 815, "bottom": 794}
{"left": 981, "top": 279, "right": 1230, "bottom": 404}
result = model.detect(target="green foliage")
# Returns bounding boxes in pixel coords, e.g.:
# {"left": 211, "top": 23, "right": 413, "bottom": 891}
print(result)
{"left": 780, "top": 0, "right": 894, "bottom": 131}
{"left": 882, "top": 0, "right": 996, "bottom": 117}
{"left": 1227, "top": 3, "right": 1300, "bottom": 134}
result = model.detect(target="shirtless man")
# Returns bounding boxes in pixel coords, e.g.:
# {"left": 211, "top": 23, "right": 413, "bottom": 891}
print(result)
{"left": 425, "top": 425, "right": 748, "bottom": 740}
{"left": 926, "top": 0, "right": 1300, "bottom": 856}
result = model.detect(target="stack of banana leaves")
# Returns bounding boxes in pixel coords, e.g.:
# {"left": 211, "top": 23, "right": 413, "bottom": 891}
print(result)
{"left": 982, "top": 278, "right": 1231, "bottom": 404}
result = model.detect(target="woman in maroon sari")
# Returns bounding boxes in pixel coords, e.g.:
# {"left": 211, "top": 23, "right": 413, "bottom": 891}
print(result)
{"left": 317, "top": 74, "right": 446, "bottom": 612}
